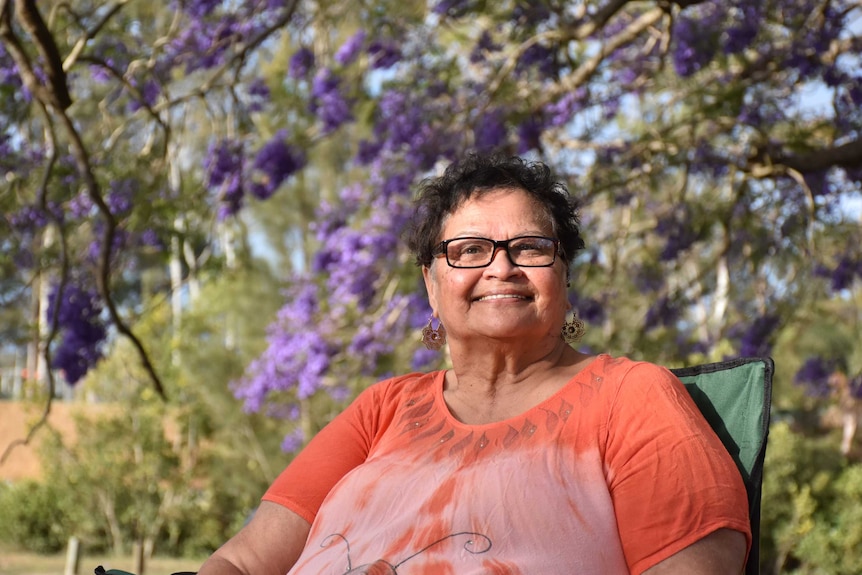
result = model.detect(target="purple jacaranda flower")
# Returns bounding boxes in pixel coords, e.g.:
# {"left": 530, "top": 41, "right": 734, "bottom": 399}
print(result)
{"left": 140, "top": 229, "right": 163, "bottom": 248}
{"left": 516, "top": 43, "right": 557, "bottom": 77}
{"left": 87, "top": 225, "right": 128, "bottom": 265}
{"left": 205, "top": 138, "right": 245, "bottom": 218}
{"left": 470, "top": 30, "right": 502, "bottom": 63}
{"left": 46, "top": 282, "right": 107, "bottom": 385}
{"left": 335, "top": 30, "right": 366, "bottom": 66}
{"left": 794, "top": 356, "right": 836, "bottom": 397}
{"left": 367, "top": 41, "right": 402, "bottom": 70}
{"left": 310, "top": 69, "right": 353, "bottom": 133}
{"left": 288, "top": 47, "right": 315, "bottom": 79}
{"left": 127, "top": 78, "right": 160, "bottom": 112}
{"left": 246, "top": 77, "right": 270, "bottom": 112}
{"left": 656, "top": 206, "right": 699, "bottom": 261}
{"left": 68, "top": 193, "right": 94, "bottom": 219}
{"left": 356, "top": 139, "right": 384, "bottom": 164}
{"left": 672, "top": 3, "right": 724, "bottom": 77}
{"left": 735, "top": 313, "right": 780, "bottom": 357}
{"left": 545, "top": 89, "right": 587, "bottom": 127}
{"left": 175, "top": 0, "right": 220, "bottom": 18}
{"left": 802, "top": 169, "right": 833, "bottom": 197}
{"left": 10, "top": 205, "right": 49, "bottom": 231}
{"left": 280, "top": 428, "right": 304, "bottom": 453}
{"left": 644, "top": 295, "right": 681, "bottom": 328}
{"left": 362, "top": 88, "right": 449, "bottom": 170}
{"left": 473, "top": 108, "right": 507, "bottom": 151}
{"left": 569, "top": 295, "right": 605, "bottom": 324}
{"left": 829, "top": 255, "right": 862, "bottom": 292}
{"left": 511, "top": 0, "right": 552, "bottom": 24}
{"left": 724, "top": 5, "right": 760, "bottom": 54}
{"left": 234, "top": 281, "right": 331, "bottom": 413}
{"left": 432, "top": 0, "right": 473, "bottom": 17}
{"left": 249, "top": 130, "right": 306, "bottom": 200}
{"left": 107, "top": 179, "right": 135, "bottom": 216}
{"left": 411, "top": 348, "right": 441, "bottom": 371}
{"left": 517, "top": 117, "right": 543, "bottom": 154}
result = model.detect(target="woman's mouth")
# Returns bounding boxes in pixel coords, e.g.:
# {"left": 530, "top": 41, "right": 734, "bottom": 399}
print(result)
{"left": 474, "top": 294, "right": 531, "bottom": 302}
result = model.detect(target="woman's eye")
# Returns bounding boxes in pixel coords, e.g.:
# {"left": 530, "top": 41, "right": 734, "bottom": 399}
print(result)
{"left": 514, "top": 242, "right": 541, "bottom": 252}
{"left": 460, "top": 244, "right": 486, "bottom": 255}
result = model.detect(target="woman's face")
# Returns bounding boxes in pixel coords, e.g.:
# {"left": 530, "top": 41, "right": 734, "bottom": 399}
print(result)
{"left": 422, "top": 188, "right": 570, "bottom": 346}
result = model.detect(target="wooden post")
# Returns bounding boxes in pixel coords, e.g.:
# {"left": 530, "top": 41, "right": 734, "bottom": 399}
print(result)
{"left": 134, "top": 538, "right": 145, "bottom": 575}
{"left": 64, "top": 536, "right": 80, "bottom": 575}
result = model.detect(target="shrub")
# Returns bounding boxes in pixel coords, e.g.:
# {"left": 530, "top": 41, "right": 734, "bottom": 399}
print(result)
{"left": 0, "top": 479, "right": 78, "bottom": 553}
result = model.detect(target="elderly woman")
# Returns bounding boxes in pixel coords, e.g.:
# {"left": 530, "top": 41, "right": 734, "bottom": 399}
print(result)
{"left": 199, "top": 154, "right": 750, "bottom": 574}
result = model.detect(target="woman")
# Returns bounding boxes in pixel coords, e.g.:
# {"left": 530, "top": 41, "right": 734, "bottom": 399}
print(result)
{"left": 199, "top": 154, "right": 750, "bottom": 574}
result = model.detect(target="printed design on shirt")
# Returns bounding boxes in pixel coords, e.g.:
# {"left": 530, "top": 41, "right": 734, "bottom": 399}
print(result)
{"left": 397, "top": 395, "right": 579, "bottom": 460}
{"left": 398, "top": 394, "right": 435, "bottom": 435}
{"left": 318, "top": 530, "right": 492, "bottom": 574}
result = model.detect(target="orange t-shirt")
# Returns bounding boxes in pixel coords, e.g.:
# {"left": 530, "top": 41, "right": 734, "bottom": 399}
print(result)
{"left": 264, "top": 354, "right": 751, "bottom": 574}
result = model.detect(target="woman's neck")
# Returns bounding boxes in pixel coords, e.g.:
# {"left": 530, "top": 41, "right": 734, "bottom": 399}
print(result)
{"left": 442, "top": 343, "right": 593, "bottom": 425}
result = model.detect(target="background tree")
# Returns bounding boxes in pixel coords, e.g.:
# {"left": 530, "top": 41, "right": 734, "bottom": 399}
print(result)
{"left": 1, "top": 0, "right": 862, "bottom": 571}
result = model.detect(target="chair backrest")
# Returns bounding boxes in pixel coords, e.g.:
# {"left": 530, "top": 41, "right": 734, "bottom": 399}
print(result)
{"left": 670, "top": 357, "right": 773, "bottom": 575}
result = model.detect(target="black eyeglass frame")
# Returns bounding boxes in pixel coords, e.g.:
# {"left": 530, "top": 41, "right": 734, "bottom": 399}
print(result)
{"left": 432, "top": 235, "right": 562, "bottom": 269}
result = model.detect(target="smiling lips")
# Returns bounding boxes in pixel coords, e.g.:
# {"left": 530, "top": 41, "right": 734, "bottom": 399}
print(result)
{"left": 474, "top": 293, "right": 532, "bottom": 302}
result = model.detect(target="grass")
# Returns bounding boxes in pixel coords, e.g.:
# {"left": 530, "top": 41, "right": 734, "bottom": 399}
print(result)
{"left": 0, "top": 546, "right": 204, "bottom": 575}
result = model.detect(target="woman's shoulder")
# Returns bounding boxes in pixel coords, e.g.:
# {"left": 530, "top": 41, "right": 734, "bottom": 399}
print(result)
{"left": 346, "top": 371, "right": 444, "bottom": 438}
{"left": 588, "top": 353, "right": 671, "bottom": 378}
{"left": 356, "top": 370, "right": 443, "bottom": 408}
{"left": 584, "top": 354, "right": 679, "bottom": 395}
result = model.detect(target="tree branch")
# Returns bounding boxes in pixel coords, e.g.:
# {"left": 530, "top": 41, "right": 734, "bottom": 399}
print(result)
{"left": 773, "top": 138, "right": 862, "bottom": 173}
{"left": 13, "top": 0, "right": 71, "bottom": 108}
{"left": 547, "top": 7, "right": 665, "bottom": 105}
{"left": 0, "top": 101, "right": 67, "bottom": 465}
{"left": 56, "top": 110, "right": 168, "bottom": 400}
{"left": 60, "top": 0, "right": 130, "bottom": 71}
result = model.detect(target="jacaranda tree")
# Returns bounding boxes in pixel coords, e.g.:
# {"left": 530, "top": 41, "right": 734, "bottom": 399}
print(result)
{"left": 2, "top": 0, "right": 861, "bottom": 442}
{"left": 3, "top": 1, "right": 862, "bottom": 570}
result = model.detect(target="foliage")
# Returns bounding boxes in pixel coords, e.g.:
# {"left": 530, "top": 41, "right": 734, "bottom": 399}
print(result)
{"left": 761, "top": 422, "right": 862, "bottom": 575}
{"left": 28, "top": 265, "right": 289, "bottom": 556}
{"left": 0, "top": 0, "right": 859, "bottom": 443}
{"left": 0, "top": 478, "right": 80, "bottom": 553}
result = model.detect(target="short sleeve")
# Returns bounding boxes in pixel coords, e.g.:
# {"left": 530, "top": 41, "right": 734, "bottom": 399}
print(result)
{"left": 603, "top": 362, "right": 752, "bottom": 574}
{"left": 262, "top": 382, "right": 387, "bottom": 524}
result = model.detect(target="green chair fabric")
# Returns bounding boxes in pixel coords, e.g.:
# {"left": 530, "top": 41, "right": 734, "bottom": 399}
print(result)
{"left": 671, "top": 357, "right": 773, "bottom": 575}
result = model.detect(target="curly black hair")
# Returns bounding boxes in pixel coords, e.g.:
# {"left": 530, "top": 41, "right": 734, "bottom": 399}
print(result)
{"left": 405, "top": 153, "right": 585, "bottom": 267}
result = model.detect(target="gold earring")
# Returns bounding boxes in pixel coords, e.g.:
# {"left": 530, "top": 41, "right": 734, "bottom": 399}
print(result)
{"left": 561, "top": 311, "right": 585, "bottom": 344}
{"left": 421, "top": 316, "right": 447, "bottom": 350}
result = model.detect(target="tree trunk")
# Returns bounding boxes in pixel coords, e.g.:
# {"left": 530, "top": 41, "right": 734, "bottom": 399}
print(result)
{"left": 98, "top": 491, "right": 124, "bottom": 555}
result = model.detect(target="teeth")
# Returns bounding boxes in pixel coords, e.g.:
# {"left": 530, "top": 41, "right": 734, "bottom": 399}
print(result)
{"left": 478, "top": 294, "right": 527, "bottom": 301}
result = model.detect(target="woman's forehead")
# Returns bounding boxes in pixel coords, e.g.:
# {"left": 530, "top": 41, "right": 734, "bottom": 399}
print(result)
{"left": 439, "top": 188, "right": 553, "bottom": 233}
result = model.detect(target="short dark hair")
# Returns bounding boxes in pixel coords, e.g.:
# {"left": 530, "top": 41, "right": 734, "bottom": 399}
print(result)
{"left": 406, "top": 153, "right": 585, "bottom": 267}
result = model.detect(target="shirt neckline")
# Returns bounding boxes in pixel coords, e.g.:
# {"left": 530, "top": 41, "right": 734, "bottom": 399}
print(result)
{"left": 431, "top": 353, "right": 608, "bottom": 430}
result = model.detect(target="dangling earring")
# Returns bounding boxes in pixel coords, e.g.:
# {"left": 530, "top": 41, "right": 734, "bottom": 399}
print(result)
{"left": 561, "top": 311, "right": 586, "bottom": 344}
{"left": 421, "top": 316, "right": 447, "bottom": 350}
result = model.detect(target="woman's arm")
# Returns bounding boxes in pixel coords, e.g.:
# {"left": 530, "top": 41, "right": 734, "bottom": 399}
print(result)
{"left": 642, "top": 528, "right": 747, "bottom": 574}
{"left": 197, "top": 501, "right": 311, "bottom": 575}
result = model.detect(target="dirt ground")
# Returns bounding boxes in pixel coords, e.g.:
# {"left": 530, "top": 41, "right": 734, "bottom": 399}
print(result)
{"left": 0, "top": 400, "right": 82, "bottom": 482}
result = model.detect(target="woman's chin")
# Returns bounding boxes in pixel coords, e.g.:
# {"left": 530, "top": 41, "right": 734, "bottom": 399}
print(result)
{"left": 464, "top": 323, "right": 552, "bottom": 343}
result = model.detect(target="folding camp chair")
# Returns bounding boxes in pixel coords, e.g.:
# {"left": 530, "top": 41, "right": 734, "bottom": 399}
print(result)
{"left": 671, "top": 357, "right": 773, "bottom": 575}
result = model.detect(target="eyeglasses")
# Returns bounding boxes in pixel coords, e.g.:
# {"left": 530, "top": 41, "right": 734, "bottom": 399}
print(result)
{"left": 432, "top": 236, "right": 560, "bottom": 268}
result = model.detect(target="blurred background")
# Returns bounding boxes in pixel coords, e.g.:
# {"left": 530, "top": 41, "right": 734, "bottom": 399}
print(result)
{"left": 1, "top": 1, "right": 860, "bottom": 573}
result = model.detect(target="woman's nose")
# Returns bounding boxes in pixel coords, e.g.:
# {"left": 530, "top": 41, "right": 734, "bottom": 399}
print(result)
{"left": 484, "top": 246, "right": 521, "bottom": 276}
